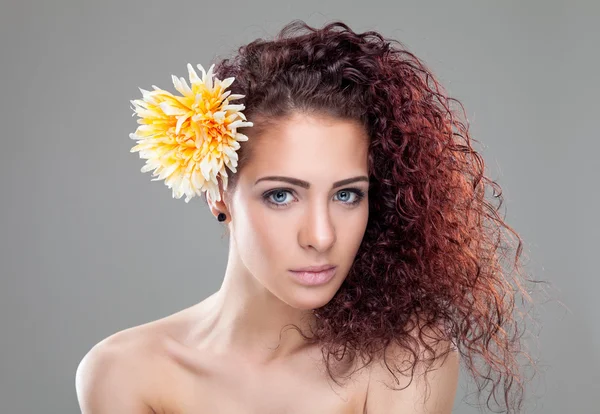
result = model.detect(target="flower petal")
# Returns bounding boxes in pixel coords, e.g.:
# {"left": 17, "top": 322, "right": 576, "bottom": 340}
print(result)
{"left": 187, "top": 63, "right": 200, "bottom": 84}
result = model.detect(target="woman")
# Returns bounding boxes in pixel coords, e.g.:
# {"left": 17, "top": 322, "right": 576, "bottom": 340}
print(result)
{"left": 76, "top": 20, "right": 541, "bottom": 413}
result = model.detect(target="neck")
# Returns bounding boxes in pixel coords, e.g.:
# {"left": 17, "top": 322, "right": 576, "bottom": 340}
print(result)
{"left": 195, "top": 243, "right": 317, "bottom": 366}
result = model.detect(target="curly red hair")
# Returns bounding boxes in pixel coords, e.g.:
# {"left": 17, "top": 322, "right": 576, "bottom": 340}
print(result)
{"left": 205, "top": 20, "right": 547, "bottom": 413}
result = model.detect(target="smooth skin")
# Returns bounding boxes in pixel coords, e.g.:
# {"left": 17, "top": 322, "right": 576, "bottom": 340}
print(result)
{"left": 76, "top": 113, "right": 459, "bottom": 413}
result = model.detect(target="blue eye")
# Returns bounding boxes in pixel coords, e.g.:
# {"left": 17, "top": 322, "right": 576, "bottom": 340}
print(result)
{"left": 268, "top": 190, "right": 294, "bottom": 205}
{"left": 262, "top": 188, "right": 366, "bottom": 208}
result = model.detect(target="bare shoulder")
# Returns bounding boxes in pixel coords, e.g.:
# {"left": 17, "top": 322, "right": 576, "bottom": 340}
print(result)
{"left": 75, "top": 325, "right": 158, "bottom": 413}
{"left": 364, "top": 316, "right": 460, "bottom": 414}
{"left": 75, "top": 303, "right": 204, "bottom": 413}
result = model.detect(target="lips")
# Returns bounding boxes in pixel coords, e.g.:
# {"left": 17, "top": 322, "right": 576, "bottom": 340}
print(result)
{"left": 288, "top": 266, "right": 337, "bottom": 286}
{"left": 290, "top": 264, "right": 336, "bottom": 272}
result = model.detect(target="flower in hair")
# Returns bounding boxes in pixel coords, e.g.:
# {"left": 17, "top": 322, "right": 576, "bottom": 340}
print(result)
{"left": 129, "top": 63, "right": 253, "bottom": 203}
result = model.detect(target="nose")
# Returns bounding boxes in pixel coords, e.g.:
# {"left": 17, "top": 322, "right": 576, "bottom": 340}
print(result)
{"left": 298, "top": 201, "right": 336, "bottom": 252}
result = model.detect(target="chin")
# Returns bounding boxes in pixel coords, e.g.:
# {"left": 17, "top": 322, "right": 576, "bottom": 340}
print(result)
{"left": 287, "top": 287, "right": 339, "bottom": 311}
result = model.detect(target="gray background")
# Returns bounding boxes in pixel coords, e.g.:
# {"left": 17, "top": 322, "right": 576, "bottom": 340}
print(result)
{"left": 1, "top": 0, "right": 597, "bottom": 412}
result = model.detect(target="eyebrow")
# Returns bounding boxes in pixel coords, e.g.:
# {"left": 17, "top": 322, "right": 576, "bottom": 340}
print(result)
{"left": 254, "top": 175, "right": 369, "bottom": 189}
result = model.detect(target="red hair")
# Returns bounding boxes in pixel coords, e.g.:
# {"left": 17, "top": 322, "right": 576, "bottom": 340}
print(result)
{"left": 206, "top": 20, "right": 548, "bottom": 413}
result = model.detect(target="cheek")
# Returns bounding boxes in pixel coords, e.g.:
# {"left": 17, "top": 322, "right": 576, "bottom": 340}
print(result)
{"left": 339, "top": 204, "right": 369, "bottom": 254}
{"left": 236, "top": 202, "right": 290, "bottom": 271}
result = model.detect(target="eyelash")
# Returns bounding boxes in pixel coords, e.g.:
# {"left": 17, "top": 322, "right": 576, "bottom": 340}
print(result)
{"left": 262, "top": 188, "right": 366, "bottom": 208}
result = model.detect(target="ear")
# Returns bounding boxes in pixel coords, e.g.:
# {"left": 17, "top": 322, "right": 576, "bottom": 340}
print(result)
{"left": 206, "top": 177, "right": 231, "bottom": 223}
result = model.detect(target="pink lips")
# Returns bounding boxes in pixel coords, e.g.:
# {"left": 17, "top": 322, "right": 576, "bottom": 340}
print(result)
{"left": 290, "top": 264, "right": 335, "bottom": 272}
{"left": 288, "top": 265, "right": 337, "bottom": 286}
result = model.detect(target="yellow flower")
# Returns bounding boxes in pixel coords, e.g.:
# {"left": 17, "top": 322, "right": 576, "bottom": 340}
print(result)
{"left": 129, "top": 63, "right": 253, "bottom": 203}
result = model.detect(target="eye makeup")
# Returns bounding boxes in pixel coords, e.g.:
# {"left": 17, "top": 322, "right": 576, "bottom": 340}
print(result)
{"left": 262, "top": 187, "right": 366, "bottom": 208}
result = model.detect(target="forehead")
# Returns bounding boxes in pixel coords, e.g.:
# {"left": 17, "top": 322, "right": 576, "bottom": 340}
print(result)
{"left": 242, "top": 113, "right": 369, "bottom": 180}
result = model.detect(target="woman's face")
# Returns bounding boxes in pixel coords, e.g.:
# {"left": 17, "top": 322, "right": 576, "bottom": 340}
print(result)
{"left": 218, "top": 112, "right": 370, "bottom": 310}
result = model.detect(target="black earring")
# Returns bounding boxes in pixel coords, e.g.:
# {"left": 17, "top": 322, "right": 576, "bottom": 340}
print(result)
{"left": 217, "top": 212, "right": 226, "bottom": 222}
